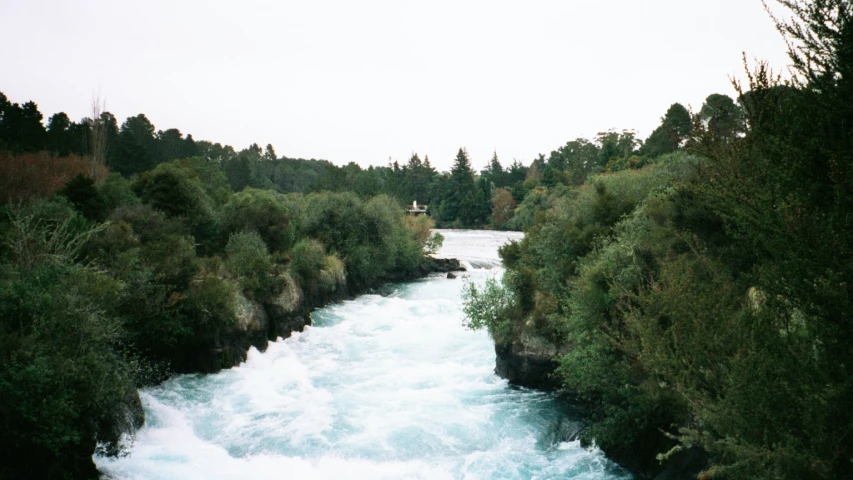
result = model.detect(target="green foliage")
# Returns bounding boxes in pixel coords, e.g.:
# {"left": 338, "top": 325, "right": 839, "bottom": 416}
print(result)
{"left": 133, "top": 162, "right": 222, "bottom": 254}
{"left": 640, "top": 102, "right": 694, "bottom": 159}
{"left": 0, "top": 205, "right": 139, "bottom": 479}
{"left": 61, "top": 174, "right": 107, "bottom": 221}
{"left": 170, "top": 156, "right": 233, "bottom": 206}
{"left": 99, "top": 173, "right": 140, "bottom": 213}
{"left": 459, "top": 176, "right": 492, "bottom": 226}
{"left": 2, "top": 197, "right": 100, "bottom": 268}
{"left": 113, "top": 114, "right": 157, "bottom": 175}
{"left": 224, "top": 188, "right": 294, "bottom": 253}
{"left": 661, "top": 103, "right": 693, "bottom": 139}
{"left": 0, "top": 100, "right": 46, "bottom": 153}
{"left": 289, "top": 238, "right": 328, "bottom": 288}
{"left": 596, "top": 129, "right": 641, "bottom": 168}
{"left": 424, "top": 231, "right": 444, "bottom": 255}
{"left": 462, "top": 275, "right": 518, "bottom": 344}
{"left": 546, "top": 138, "right": 601, "bottom": 186}
{"left": 552, "top": 198, "right": 694, "bottom": 457}
{"left": 225, "top": 230, "right": 275, "bottom": 301}
{"left": 435, "top": 148, "right": 478, "bottom": 225}
{"left": 288, "top": 238, "right": 345, "bottom": 299}
{"left": 699, "top": 93, "right": 744, "bottom": 142}
{"left": 300, "top": 192, "right": 422, "bottom": 288}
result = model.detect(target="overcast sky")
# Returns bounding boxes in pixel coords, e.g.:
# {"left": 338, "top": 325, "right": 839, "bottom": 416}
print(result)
{"left": 0, "top": 0, "right": 790, "bottom": 171}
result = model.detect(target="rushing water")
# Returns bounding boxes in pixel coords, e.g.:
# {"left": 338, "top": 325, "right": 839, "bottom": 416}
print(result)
{"left": 96, "top": 230, "right": 630, "bottom": 480}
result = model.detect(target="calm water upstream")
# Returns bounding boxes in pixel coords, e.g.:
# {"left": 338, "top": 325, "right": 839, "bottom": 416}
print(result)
{"left": 96, "top": 230, "right": 630, "bottom": 480}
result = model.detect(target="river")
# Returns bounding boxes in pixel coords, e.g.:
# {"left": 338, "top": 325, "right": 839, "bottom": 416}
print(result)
{"left": 96, "top": 229, "right": 630, "bottom": 480}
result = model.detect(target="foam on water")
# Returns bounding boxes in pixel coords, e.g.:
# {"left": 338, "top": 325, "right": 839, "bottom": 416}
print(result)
{"left": 96, "top": 230, "right": 630, "bottom": 480}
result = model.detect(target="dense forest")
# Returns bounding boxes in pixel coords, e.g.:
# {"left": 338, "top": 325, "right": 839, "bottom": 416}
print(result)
{"left": 464, "top": 1, "right": 852, "bottom": 478}
{"left": 1, "top": 87, "right": 721, "bottom": 230}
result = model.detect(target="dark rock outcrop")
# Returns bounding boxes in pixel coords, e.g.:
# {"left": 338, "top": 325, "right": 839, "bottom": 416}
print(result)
{"left": 428, "top": 257, "right": 465, "bottom": 273}
{"left": 381, "top": 257, "right": 466, "bottom": 283}
{"left": 653, "top": 447, "right": 710, "bottom": 480}
{"left": 599, "top": 428, "right": 678, "bottom": 479}
{"left": 538, "top": 411, "right": 587, "bottom": 447}
{"left": 605, "top": 442, "right": 710, "bottom": 479}
{"left": 494, "top": 332, "right": 564, "bottom": 390}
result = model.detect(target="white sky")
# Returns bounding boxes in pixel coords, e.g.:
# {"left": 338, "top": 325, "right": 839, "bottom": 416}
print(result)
{"left": 0, "top": 0, "right": 790, "bottom": 171}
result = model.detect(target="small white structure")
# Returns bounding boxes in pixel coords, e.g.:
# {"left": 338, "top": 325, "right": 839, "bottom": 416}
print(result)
{"left": 407, "top": 200, "right": 428, "bottom": 215}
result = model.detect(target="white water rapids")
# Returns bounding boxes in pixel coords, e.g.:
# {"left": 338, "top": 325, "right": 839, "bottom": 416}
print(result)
{"left": 96, "top": 230, "right": 630, "bottom": 480}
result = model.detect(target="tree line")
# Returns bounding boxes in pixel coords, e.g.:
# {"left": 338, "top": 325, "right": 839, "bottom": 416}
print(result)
{"left": 2, "top": 89, "right": 744, "bottom": 231}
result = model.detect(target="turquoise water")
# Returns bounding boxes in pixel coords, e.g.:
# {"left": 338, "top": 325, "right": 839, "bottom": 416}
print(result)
{"left": 96, "top": 230, "right": 630, "bottom": 480}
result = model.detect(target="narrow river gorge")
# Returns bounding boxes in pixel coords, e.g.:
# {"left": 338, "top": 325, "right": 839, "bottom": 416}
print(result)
{"left": 96, "top": 230, "right": 630, "bottom": 480}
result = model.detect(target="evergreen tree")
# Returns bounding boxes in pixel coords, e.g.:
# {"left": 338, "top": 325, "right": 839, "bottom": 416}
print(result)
{"left": 46, "top": 112, "right": 73, "bottom": 156}
{"left": 540, "top": 164, "right": 557, "bottom": 188}
{"left": 699, "top": 93, "right": 744, "bottom": 142}
{"left": 506, "top": 159, "right": 528, "bottom": 185}
{"left": 596, "top": 130, "right": 639, "bottom": 168}
{"left": 263, "top": 144, "right": 277, "bottom": 162}
{"left": 481, "top": 151, "right": 507, "bottom": 188}
{"left": 640, "top": 103, "right": 694, "bottom": 158}
{"left": 640, "top": 126, "right": 678, "bottom": 158}
{"left": 661, "top": 102, "right": 692, "bottom": 139}
{"left": 96, "top": 112, "right": 120, "bottom": 170}
{"left": 401, "top": 152, "right": 435, "bottom": 205}
{"left": 156, "top": 128, "right": 187, "bottom": 163}
{"left": 225, "top": 144, "right": 267, "bottom": 191}
{"left": 438, "top": 148, "right": 479, "bottom": 225}
{"left": 0, "top": 100, "right": 46, "bottom": 152}
{"left": 547, "top": 139, "right": 599, "bottom": 185}
{"left": 459, "top": 176, "right": 492, "bottom": 226}
{"left": 113, "top": 114, "right": 157, "bottom": 175}
{"left": 184, "top": 134, "right": 199, "bottom": 159}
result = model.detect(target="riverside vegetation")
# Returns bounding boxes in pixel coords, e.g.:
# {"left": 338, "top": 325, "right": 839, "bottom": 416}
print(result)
{"left": 0, "top": 155, "right": 450, "bottom": 476}
{"left": 464, "top": 1, "right": 852, "bottom": 479}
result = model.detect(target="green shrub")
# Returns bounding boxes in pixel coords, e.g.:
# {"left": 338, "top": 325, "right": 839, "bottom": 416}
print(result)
{"left": 223, "top": 188, "right": 295, "bottom": 253}
{"left": 0, "top": 203, "right": 138, "bottom": 479}
{"left": 301, "top": 192, "right": 421, "bottom": 288}
{"left": 462, "top": 273, "right": 520, "bottom": 345}
{"left": 118, "top": 234, "right": 201, "bottom": 364}
{"left": 60, "top": 174, "right": 107, "bottom": 221}
{"left": 133, "top": 162, "right": 222, "bottom": 254}
{"left": 225, "top": 230, "right": 275, "bottom": 300}
{"left": 289, "top": 238, "right": 326, "bottom": 288}
{"left": 2, "top": 198, "right": 98, "bottom": 268}
{"left": 99, "top": 173, "right": 140, "bottom": 213}
{"left": 424, "top": 231, "right": 443, "bottom": 255}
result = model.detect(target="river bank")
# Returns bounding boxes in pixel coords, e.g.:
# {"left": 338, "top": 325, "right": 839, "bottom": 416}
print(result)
{"left": 95, "top": 230, "right": 630, "bottom": 480}
{"left": 189, "top": 256, "right": 466, "bottom": 374}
